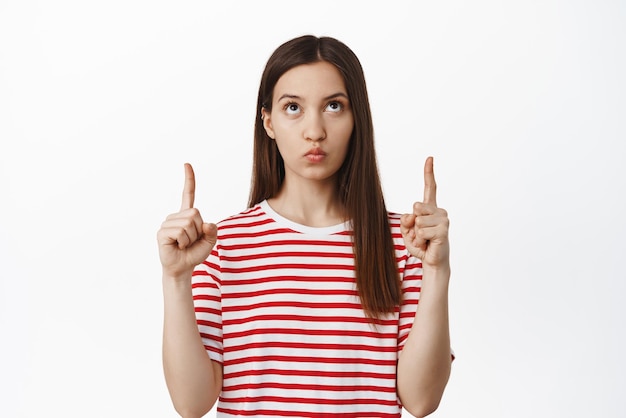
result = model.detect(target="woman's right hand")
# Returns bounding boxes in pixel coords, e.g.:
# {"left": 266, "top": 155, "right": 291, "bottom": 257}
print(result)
{"left": 157, "top": 163, "right": 217, "bottom": 280}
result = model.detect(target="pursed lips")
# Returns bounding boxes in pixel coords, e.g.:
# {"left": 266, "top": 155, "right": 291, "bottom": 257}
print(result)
{"left": 304, "top": 147, "right": 327, "bottom": 162}
{"left": 305, "top": 148, "right": 326, "bottom": 156}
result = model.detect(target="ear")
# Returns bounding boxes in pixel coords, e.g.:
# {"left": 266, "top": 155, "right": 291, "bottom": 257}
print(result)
{"left": 261, "top": 107, "right": 275, "bottom": 139}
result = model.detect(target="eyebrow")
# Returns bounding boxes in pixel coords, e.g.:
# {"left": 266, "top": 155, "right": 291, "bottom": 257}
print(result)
{"left": 277, "top": 92, "right": 349, "bottom": 102}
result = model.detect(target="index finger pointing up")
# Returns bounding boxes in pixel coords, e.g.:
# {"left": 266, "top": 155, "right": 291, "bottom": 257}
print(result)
{"left": 423, "top": 156, "right": 437, "bottom": 207}
{"left": 181, "top": 162, "right": 196, "bottom": 210}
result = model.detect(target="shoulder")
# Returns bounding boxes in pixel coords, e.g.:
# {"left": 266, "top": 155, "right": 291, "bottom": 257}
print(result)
{"left": 216, "top": 203, "right": 268, "bottom": 228}
{"left": 386, "top": 211, "right": 403, "bottom": 231}
{"left": 213, "top": 202, "right": 282, "bottom": 244}
{"left": 386, "top": 210, "right": 406, "bottom": 244}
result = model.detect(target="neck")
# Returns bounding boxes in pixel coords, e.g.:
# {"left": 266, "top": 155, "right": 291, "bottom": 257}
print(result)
{"left": 268, "top": 178, "right": 346, "bottom": 227}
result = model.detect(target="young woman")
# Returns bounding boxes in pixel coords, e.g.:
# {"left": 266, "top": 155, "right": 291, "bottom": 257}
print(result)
{"left": 157, "top": 35, "right": 453, "bottom": 418}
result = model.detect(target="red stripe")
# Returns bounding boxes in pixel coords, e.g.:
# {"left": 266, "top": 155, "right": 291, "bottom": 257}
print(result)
{"left": 223, "top": 368, "right": 395, "bottom": 380}
{"left": 195, "top": 306, "right": 221, "bottom": 316}
{"left": 217, "top": 407, "right": 400, "bottom": 418}
{"left": 203, "top": 344, "right": 222, "bottom": 356}
{"left": 199, "top": 332, "right": 222, "bottom": 343}
{"left": 218, "top": 217, "right": 275, "bottom": 230}
{"left": 220, "top": 263, "right": 356, "bottom": 274}
{"left": 224, "top": 355, "right": 397, "bottom": 367}
{"left": 224, "top": 327, "right": 396, "bottom": 340}
{"left": 222, "top": 300, "right": 363, "bottom": 312}
{"left": 405, "top": 261, "right": 423, "bottom": 269}
{"left": 220, "top": 395, "right": 398, "bottom": 407}
{"left": 224, "top": 205, "right": 263, "bottom": 219}
{"left": 223, "top": 382, "right": 396, "bottom": 393}
{"left": 218, "top": 239, "right": 353, "bottom": 251}
{"left": 399, "top": 311, "right": 418, "bottom": 320}
{"left": 224, "top": 275, "right": 355, "bottom": 286}
{"left": 220, "top": 250, "right": 354, "bottom": 262}
{"left": 193, "top": 294, "right": 220, "bottom": 303}
{"left": 197, "top": 319, "right": 222, "bottom": 330}
{"left": 221, "top": 288, "right": 358, "bottom": 299}
{"left": 219, "top": 228, "right": 303, "bottom": 240}
{"left": 223, "top": 341, "right": 398, "bottom": 354}
{"left": 192, "top": 267, "right": 221, "bottom": 284}
{"left": 222, "top": 314, "right": 396, "bottom": 327}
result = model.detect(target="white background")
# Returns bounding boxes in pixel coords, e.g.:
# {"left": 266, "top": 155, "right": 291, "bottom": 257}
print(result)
{"left": 1, "top": 1, "right": 625, "bottom": 417}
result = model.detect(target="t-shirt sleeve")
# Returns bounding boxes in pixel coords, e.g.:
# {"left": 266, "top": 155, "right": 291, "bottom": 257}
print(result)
{"left": 397, "top": 254, "right": 422, "bottom": 354}
{"left": 191, "top": 246, "right": 223, "bottom": 364}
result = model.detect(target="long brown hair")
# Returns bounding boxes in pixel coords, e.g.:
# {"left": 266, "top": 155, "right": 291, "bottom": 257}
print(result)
{"left": 248, "top": 35, "right": 401, "bottom": 318}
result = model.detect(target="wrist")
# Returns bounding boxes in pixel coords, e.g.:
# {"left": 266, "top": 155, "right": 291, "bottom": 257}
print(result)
{"left": 423, "top": 260, "right": 450, "bottom": 275}
{"left": 162, "top": 273, "right": 194, "bottom": 291}
{"left": 421, "top": 263, "right": 451, "bottom": 286}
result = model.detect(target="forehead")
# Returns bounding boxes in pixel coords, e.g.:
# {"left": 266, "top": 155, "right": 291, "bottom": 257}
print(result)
{"left": 273, "top": 61, "right": 347, "bottom": 100}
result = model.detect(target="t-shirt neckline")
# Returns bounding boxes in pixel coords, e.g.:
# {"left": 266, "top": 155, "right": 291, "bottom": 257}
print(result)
{"left": 259, "top": 200, "right": 351, "bottom": 235}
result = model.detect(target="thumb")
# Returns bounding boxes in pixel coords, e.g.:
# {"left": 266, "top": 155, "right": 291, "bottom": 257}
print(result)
{"left": 202, "top": 223, "right": 218, "bottom": 247}
{"left": 400, "top": 214, "right": 415, "bottom": 235}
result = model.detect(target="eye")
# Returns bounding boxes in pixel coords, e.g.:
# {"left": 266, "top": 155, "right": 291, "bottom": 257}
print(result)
{"left": 325, "top": 101, "right": 343, "bottom": 113}
{"left": 285, "top": 102, "right": 301, "bottom": 115}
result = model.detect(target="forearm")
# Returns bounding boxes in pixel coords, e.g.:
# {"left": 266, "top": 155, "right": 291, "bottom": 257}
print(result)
{"left": 162, "top": 276, "right": 221, "bottom": 418}
{"left": 397, "top": 267, "right": 452, "bottom": 417}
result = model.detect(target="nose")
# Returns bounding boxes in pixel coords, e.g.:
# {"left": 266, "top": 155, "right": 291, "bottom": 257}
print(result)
{"left": 303, "top": 112, "right": 326, "bottom": 142}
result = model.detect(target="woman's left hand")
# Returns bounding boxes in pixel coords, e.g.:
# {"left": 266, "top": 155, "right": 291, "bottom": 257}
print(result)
{"left": 400, "top": 156, "right": 450, "bottom": 271}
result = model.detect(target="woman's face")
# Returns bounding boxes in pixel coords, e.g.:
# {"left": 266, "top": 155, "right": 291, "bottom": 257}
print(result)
{"left": 262, "top": 61, "right": 354, "bottom": 185}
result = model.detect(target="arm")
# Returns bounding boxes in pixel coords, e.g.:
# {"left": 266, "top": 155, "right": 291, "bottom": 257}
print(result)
{"left": 396, "top": 266, "right": 451, "bottom": 417}
{"left": 162, "top": 277, "right": 223, "bottom": 418}
{"left": 398, "top": 156, "right": 453, "bottom": 417}
{"left": 157, "top": 163, "right": 223, "bottom": 417}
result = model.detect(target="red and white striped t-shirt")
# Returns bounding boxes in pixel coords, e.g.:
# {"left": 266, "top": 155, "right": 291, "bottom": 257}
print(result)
{"left": 192, "top": 200, "right": 422, "bottom": 417}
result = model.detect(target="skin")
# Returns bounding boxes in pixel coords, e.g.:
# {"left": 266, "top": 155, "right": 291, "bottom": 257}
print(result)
{"left": 158, "top": 163, "right": 221, "bottom": 418}
{"left": 397, "top": 156, "right": 452, "bottom": 417}
{"left": 157, "top": 61, "right": 451, "bottom": 418}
